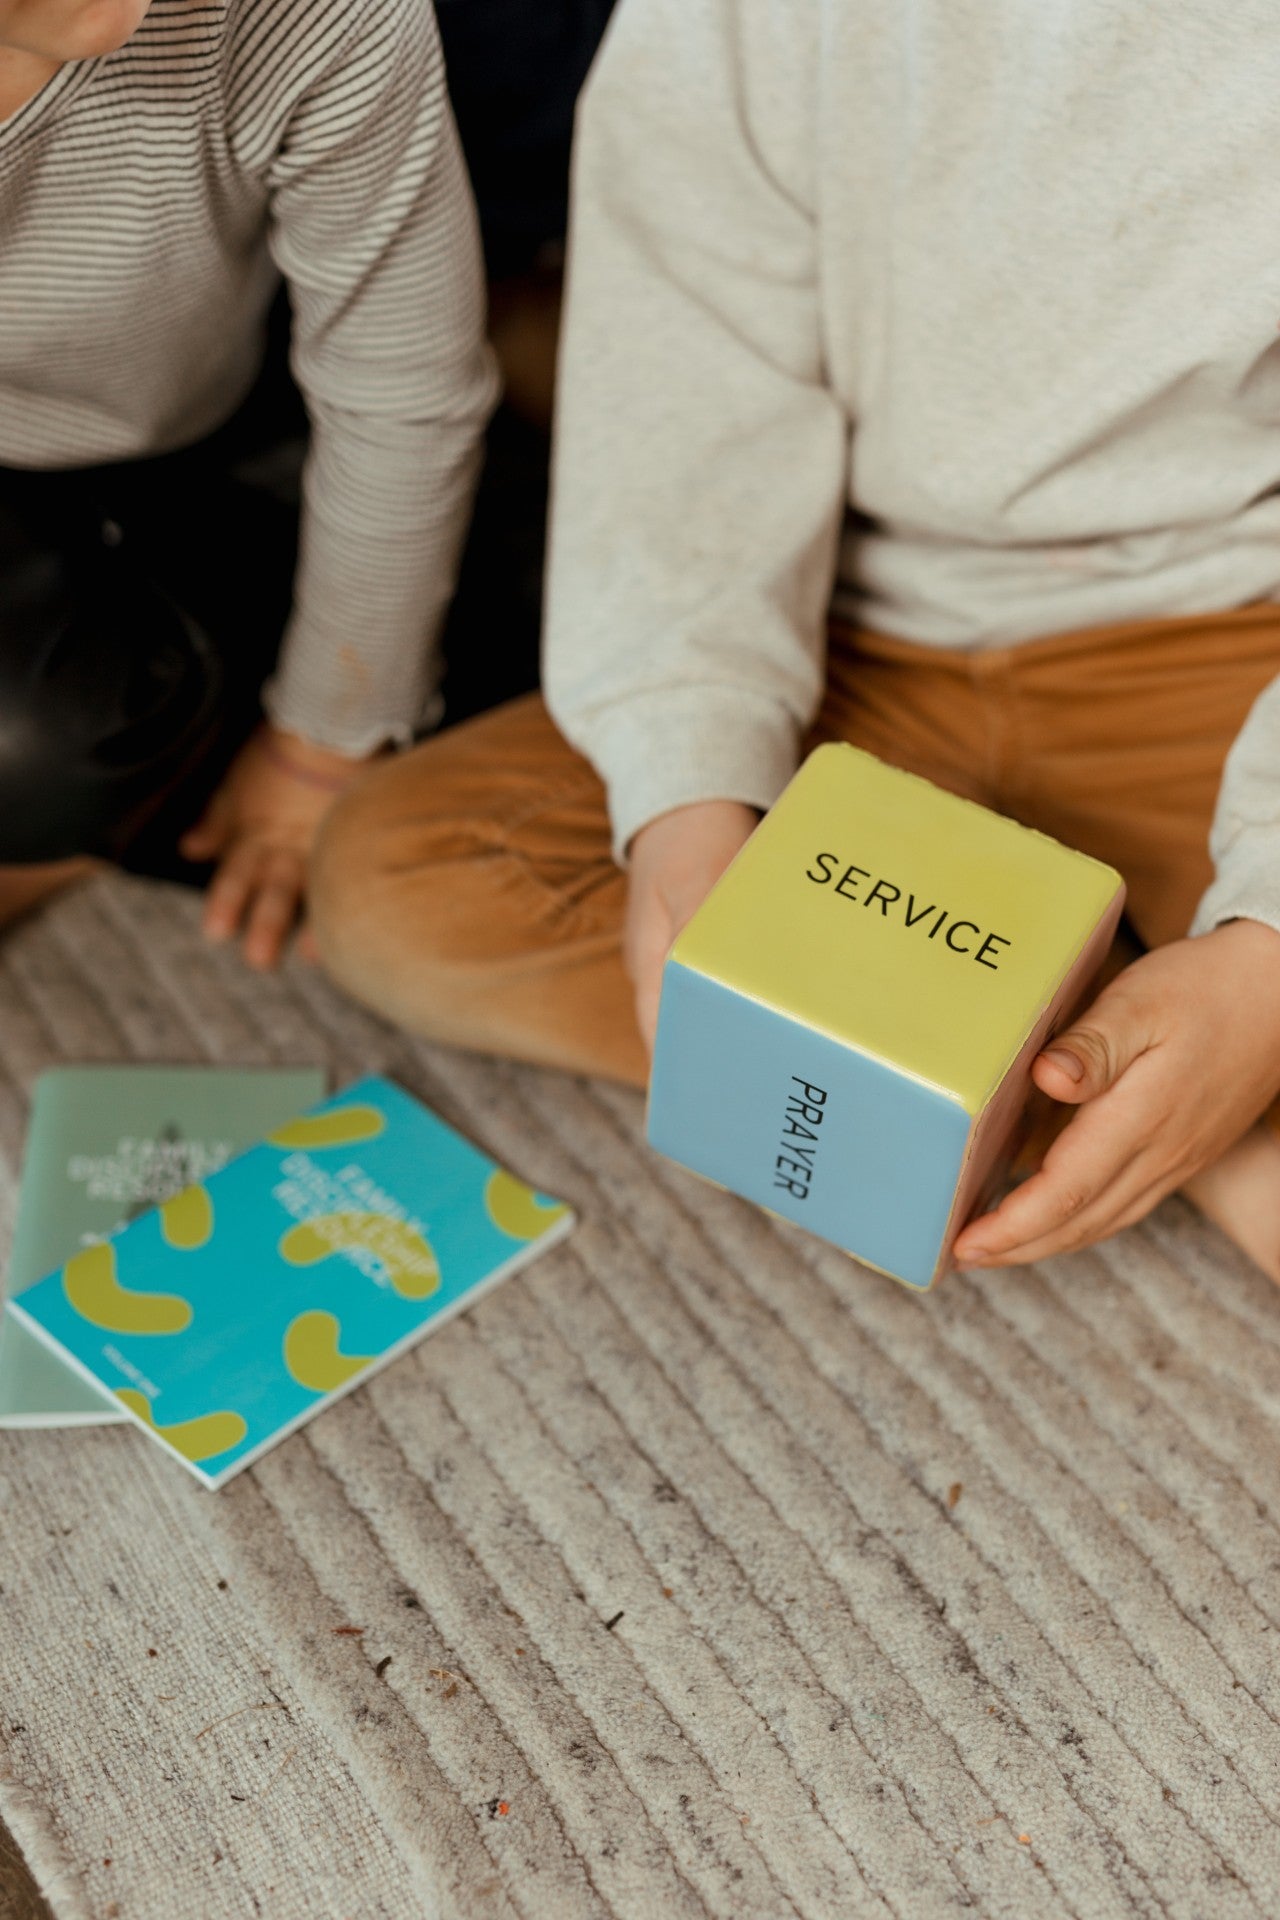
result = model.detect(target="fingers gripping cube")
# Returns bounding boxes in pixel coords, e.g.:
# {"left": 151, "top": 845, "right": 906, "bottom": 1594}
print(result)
{"left": 647, "top": 746, "right": 1125, "bottom": 1289}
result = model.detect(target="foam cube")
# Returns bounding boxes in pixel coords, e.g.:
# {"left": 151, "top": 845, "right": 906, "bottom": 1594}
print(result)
{"left": 647, "top": 745, "right": 1125, "bottom": 1289}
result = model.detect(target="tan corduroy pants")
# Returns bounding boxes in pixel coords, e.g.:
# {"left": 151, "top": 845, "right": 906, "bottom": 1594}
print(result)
{"left": 312, "top": 605, "right": 1280, "bottom": 1090}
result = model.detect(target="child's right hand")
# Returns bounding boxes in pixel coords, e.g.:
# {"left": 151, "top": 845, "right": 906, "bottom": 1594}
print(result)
{"left": 625, "top": 800, "right": 760, "bottom": 1054}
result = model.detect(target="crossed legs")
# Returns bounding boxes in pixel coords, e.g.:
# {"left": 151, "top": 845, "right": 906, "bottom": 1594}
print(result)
{"left": 311, "top": 609, "right": 1280, "bottom": 1279}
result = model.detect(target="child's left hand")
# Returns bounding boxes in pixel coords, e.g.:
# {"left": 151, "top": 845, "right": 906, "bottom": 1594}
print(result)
{"left": 180, "top": 724, "right": 371, "bottom": 970}
{"left": 952, "top": 919, "right": 1280, "bottom": 1269}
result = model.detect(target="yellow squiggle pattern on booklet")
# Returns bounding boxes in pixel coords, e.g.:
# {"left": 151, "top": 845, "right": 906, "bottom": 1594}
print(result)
{"left": 283, "top": 1310, "right": 375, "bottom": 1393}
{"left": 159, "top": 1183, "right": 214, "bottom": 1251}
{"left": 63, "top": 1242, "right": 193, "bottom": 1335}
{"left": 485, "top": 1170, "right": 569, "bottom": 1242}
{"left": 117, "top": 1389, "right": 246, "bottom": 1463}
{"left": 279, "top": 1213, "right": 441, "bottom": 1299}
{"left": 267, "top": 1106, "right": 387, "bottom": 1152}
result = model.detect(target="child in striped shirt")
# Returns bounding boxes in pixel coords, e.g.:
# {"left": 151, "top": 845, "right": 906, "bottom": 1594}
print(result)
{"left": 0, "top": 0, "right": 496, "bottom": 964}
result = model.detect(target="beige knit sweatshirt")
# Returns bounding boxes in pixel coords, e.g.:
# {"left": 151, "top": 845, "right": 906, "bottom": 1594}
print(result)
{"left": 545, "top": 0, "right": 1280, "bottom": 940}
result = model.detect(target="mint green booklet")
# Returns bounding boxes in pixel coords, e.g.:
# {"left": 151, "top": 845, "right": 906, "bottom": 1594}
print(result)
{"left": 0, "top": 1066, "right": 327, "bottom": 1429}
{"left": 8, "top": 1076, "right": 573, "bottom": 1487}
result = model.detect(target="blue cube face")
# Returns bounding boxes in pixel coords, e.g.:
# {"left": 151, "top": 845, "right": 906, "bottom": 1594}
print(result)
{"left": 647, "top": 964, "right": 973, "bottom": 1289}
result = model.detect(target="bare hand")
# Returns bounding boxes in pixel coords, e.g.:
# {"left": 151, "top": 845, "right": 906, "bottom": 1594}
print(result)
{"left": 625, "top": 799, "right": 760, "bottom": 1052}
{"left": 952, "top": 919, "right": 1280, "bottom": 1268}
{"left": 180, "top": 724, "right": 370, "bottom": 970}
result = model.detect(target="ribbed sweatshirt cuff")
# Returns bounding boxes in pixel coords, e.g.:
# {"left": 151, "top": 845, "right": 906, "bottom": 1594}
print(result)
{"left": 1190, "top": 824, "right": 1280, "bottom": 940}
{"left": 581, "top": 688, "right": 803, "bottom": 864}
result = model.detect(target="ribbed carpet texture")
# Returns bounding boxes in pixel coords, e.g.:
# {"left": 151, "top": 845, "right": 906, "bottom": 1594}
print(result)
{"left": 1, "top": 874, "right": 1279, "bottom": 1920}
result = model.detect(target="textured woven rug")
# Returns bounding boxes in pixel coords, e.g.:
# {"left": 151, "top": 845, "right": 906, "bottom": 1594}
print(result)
{"left": 2, "top": 873, "right": 1280, "bottom": 1920}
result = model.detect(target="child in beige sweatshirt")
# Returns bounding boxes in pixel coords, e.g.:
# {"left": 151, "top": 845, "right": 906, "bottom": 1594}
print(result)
{"left": 312, "top": 0, "right": 1280, "bottom": 1283}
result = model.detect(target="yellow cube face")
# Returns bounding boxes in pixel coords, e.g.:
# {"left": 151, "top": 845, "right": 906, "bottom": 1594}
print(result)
{"left": 649, "top": 746, "right": 1125, "bottom": 1288}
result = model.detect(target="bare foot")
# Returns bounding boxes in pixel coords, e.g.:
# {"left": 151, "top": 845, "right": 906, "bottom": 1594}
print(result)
{"left": 0, "top": 858, "right": 98, "bottom": 933}
{"left": 1183, "top": 1121, "right": 1280, "bottom": 1281}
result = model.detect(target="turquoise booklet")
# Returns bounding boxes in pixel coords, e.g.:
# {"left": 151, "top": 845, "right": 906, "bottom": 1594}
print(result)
{"left": 7, "top": 1076, "right": 573, "bottom": 1487}
{"left": 0, "top": 1065, "right": 327, "bottom": 1429}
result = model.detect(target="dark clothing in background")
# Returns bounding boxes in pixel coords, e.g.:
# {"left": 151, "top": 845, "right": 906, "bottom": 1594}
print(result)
{"left": 0, "top": 354, "right": 301, "bottom": 877}
{"left": 437, "top": 0, "right": 617, "bottom": 275}
{"left": 435, "top": 1, "right": 617, "bottom": 726}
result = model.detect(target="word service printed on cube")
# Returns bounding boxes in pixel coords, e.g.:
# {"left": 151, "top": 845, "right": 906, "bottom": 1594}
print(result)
{"left": 647, "top": 746, "right": 1124, "bottom": 1290}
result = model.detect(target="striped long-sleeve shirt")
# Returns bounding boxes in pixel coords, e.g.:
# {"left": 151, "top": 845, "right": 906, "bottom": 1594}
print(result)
{"left": 0, "top": 0, "right": 498, "bottom": 754}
